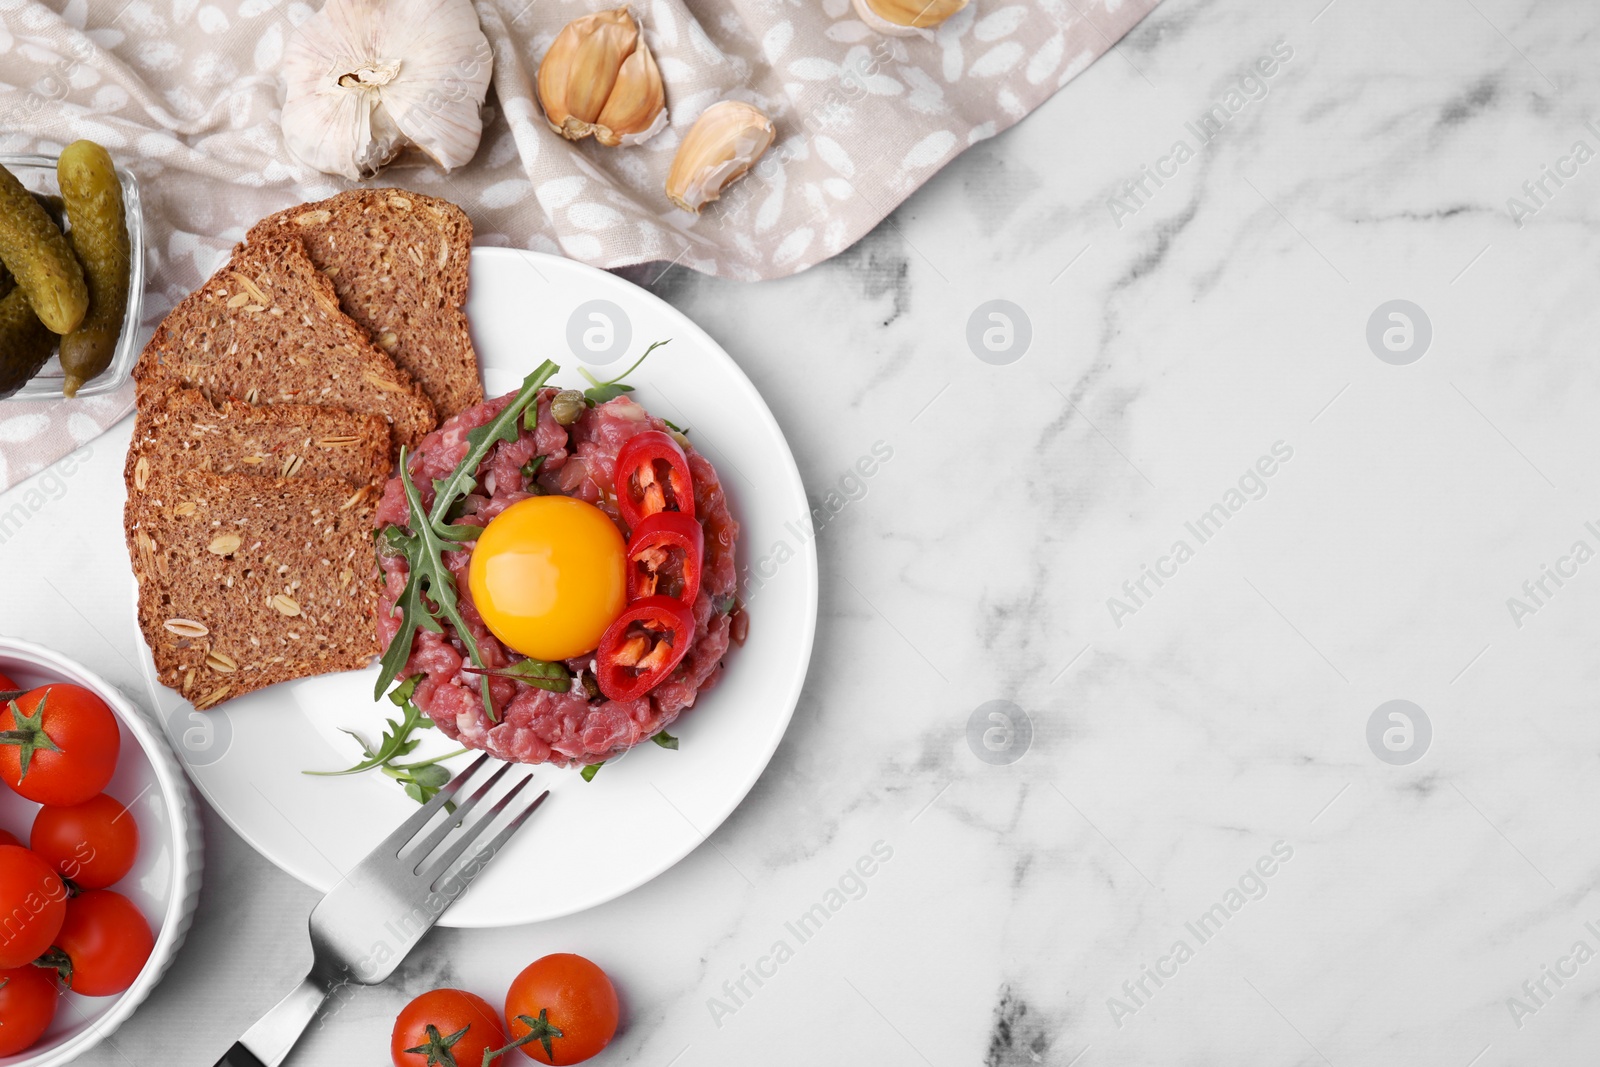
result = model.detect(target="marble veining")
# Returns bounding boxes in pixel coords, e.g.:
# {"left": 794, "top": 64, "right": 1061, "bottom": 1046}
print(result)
{"left": 7, "top": 0, "right": 1600, "bottom": 1063}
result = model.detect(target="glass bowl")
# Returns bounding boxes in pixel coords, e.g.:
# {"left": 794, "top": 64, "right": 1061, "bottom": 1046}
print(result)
{"left": 1, "top": 154, "right": 145, "bottom": 401}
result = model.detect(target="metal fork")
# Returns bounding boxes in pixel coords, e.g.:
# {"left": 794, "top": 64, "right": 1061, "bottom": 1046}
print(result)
{"left": 213, "top": 755, "right": 548, "bottom": 1067}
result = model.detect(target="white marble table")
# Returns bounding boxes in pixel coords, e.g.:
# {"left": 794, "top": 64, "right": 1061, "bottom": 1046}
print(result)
{"left": 8, "top": 0, "right": 1600, "bottom": 1062}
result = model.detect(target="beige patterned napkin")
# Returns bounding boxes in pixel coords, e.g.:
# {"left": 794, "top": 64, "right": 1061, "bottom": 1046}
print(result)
{"left": 0, "top": 0, "right": 1159, "bottom": 490}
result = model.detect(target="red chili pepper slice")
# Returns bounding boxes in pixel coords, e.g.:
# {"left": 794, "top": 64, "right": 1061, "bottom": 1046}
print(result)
{"left": 596, "top": 596, "right": 697, "bottom": 702}
{"left": 625, "top": 511, "right": 704, "bottom": 606}
{"left": 614, "top": 430, "right": 695, "bottom": 531}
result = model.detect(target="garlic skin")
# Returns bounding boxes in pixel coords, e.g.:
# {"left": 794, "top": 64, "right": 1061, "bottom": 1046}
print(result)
{"left": 538, "top": 8, "right": 668, "bottom": 148}
{"left": 850, "top": 0, "right": 968, "bottom": 37}
{"left": 665, "top": 101, "right": 776, "bottom": 213}
{"left": 280, "top": 0, "right": 494, "bottom": 180}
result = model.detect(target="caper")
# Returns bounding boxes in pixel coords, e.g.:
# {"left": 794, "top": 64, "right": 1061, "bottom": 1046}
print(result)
{"left": 551, "top": 389, "right": 586, "bottom": 425}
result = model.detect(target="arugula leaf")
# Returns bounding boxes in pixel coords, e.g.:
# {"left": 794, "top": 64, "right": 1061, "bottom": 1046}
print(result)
{"left": 389, "top": 759, "right": 458, "bottom": 806}
{"left": 373, "top": 454, "right": 494, "bottom": 714}
{"left": 308, "top": 677, "right": 467, "bottom": 806}
{"left": 578, "top": 339, "right": 670, "bottom": 404}
{"left": 580, "top": 379, "right": 633, "bottom": 405}
{"left": 389, "top": 675, "right": 420, "bottom": 705}
{"left": 403, "top": 457, "right": 500, "bottom": 718}
{"left": 436, "top": 487, "right": 473, "bottom": 525}
{"left": 428, "top": 360, "right": 559, "bottom": 533}
{"left": 652, "top": 730, "right": 678, "bottom": 750}
{"left": 462, "top": 658, "right": 572, "bottom": 693}
{"left": 433, "top": 521, "right": 484, "bottom": 543}
{"left": 307, "top": 677, "right": 430, "bottom": 777}
{"left": 373, "top": 511, "right": 442, "bottom": 701}
{"left": 661, "top": 418, "right": 688, "bottom": 434}
{"left": 581, "top": 762, "right": 604, "bottom": 782}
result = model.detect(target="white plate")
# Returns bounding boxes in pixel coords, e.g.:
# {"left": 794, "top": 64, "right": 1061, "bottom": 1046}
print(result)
{"left": 0, "top": 638, "right": 202, "bottom": 1067}
{"left": 133, "top": 248, "right": 817, "bottom": 928}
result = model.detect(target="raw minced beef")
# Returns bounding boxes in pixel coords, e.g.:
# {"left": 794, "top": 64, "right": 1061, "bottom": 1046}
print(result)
{"left": 373, "top": 388, "right": 739, "bottom": 766}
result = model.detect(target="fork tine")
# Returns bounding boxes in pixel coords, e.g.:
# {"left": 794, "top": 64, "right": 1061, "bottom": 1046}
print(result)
{"left": 449, "top": 789, "right": 552, "bottom": 885}
{"left": 421, "top": 775, "right": 539, "bottom": 884}
{"left": 405, "top": 762, "right": 513, "bottom": 867}
{"left": 384, "top": 753, "right": 490, "bottom": 856}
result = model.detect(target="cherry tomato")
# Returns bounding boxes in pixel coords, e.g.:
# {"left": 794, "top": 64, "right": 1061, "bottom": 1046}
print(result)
{"left": 596, "top": 597, "right": 696, "bottom": 702}
{"left": 0, "top": 845, "right": 68, "bottom": 968}
{"left": 30, "top": 794, "right": 139, "bottom": 890}
{"left": 504, "top": 954, "right": 618, "bottom": 1065}
{"left": 0, "top": 965, "right": 59, "bottom": 1056}
{"left": 613, "top": 430, "right": 695, "bottom": 531}
{"left": 43, "top": 889, "right": 152, "bottom": 997}
{"left": 0, "top": 829, "right": 18, "bottom": 848}
{"left": 391, "top": 988, "right": 507, "bottom": 1067}
{"left": 624, "top": 511, "right": 703, "bottom": 607}
{"left": 0, "top": 671, "right": 19, "bottom": 691}
{"left": 0, "top": 685, "right": 120, "bottom": 806}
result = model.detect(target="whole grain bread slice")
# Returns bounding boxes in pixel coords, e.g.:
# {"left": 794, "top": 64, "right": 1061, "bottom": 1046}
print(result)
{"left": 247, "top": 190, "right": 483, "bottom": 419}
{"left": 125, "top": 387, "right": 390, "bottom": 491}
{"left": 133, "top": 235, "right": 436, "bottom": 451}
{"left": 126, "top": 466, "right": 382, "bottom": 706}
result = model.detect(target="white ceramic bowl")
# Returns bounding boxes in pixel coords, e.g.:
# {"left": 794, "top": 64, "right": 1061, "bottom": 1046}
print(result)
{"left": 0, "top": 638, "right": 202, "bottom": 1067}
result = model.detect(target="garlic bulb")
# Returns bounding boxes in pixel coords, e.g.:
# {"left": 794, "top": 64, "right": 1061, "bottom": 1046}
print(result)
{"left": 666, "top": 101, "right": 776, "bottom": 213}
{"left": 537, "top": 8, "right": 668, "bottom": 147}
{"left": 851, "top": 0, "right": 968, "bottom": 36}
{"left": 280, "top": 0, "right": 494, "bottom": 180}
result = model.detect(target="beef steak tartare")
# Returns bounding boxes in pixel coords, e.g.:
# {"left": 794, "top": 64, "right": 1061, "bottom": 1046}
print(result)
{"left": 374, "top": 382, "right": 740, "bottom": 767}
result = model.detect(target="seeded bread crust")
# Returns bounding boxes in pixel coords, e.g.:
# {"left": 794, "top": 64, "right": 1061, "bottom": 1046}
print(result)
{"left": 125, "top": 388, "right": 391, "bottom": 492}
{"left": 247, "top": 190, "right": 483, "bottom": 420}
{"left": 125, "top": 466, "right": 382, "bottom": 707}
{"left": 133, "top": 235, "right": 437, "bottom": 451}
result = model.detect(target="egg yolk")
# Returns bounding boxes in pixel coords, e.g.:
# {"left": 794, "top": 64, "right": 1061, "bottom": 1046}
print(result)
{"left": 467, "top": 495, "right": 627, "bottom": 662}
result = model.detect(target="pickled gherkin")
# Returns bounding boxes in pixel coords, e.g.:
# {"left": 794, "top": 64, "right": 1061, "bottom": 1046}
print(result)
{"left": 0, "top": 163, "right": 87, "bottom": 334}
{"left": 32, "top": 193, "right": 66, "bottom": 230}
{"left": 57, "top": 141, "right": 130, "bottom": 396}
{"left": 0, "top": 288, "right": 55, "bottom": 400}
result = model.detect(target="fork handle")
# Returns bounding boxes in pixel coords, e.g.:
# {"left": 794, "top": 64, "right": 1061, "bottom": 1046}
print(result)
{"left": 212, "top": 1046, "right": 266, "bottom": 1067}
{"left": 214, "top": 975, "right": 328, "bottom": 1067}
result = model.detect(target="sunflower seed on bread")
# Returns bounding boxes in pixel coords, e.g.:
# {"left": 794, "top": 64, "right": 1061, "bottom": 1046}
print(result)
{"left": 132, "top": 235, "right": 436, "bottom": 451}
{"left": 247, "top": 190, "right": 483, "bottom": 420}
{"left": 125, "top": 466, "right": 382, "bottom": 706}
{"left": 124, "top": 387, "right": 391, "bottom": 491}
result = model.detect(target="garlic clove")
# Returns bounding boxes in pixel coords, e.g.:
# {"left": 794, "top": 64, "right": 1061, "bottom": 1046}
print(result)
{"left": 280, "top": 0, "right": 493, "bottom": 180}
{"left": 595, "top": 36, "right": 668, "bottom": 147}
{"left": 665, "top": 101, "right": 776, "bottom": 214}
{"left": 850, "top": 0, "right": 968, "bottom": 36}
{"left": 540, "top": 9, "right": 635, "bottom": 132}
{"left": 537, "top": 7, "right": 668, "bottom": 147}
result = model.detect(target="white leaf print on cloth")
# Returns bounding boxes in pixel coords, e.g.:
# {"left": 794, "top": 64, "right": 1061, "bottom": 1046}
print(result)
{"left": 0, "top": 0, "right": 1159, "bottom": 491}
{"left": 903, "top": 130, "right": 956, "bottom": 169}
{"left": 974, "top": 6, "right": 1027, "bottom": 40}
